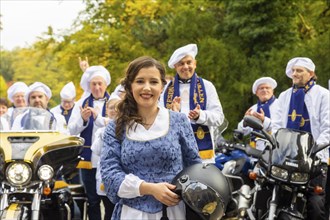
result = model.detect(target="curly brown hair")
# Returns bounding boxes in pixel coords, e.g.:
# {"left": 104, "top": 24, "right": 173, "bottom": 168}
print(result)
{"left": 115, "top": 56, "right": 167, "bottom": 139}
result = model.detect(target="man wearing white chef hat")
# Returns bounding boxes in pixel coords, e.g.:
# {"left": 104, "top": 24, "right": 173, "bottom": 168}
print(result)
{"left": 68, "top": 64, "right": 113, "bottom": 220}
{"left": 11, "top": 82, "right": 67, "bottom": 133}
{"left": 237, "top": 76, "right": 279, "bottom": 150}
{"left": 272, "top": 57, "right": 330, "bottom": 220}
{"left": 51, "top": 82, "right": 76, "bottom": 124}
{"left": 160, "top": 43, "right": 225, "bottom": 164}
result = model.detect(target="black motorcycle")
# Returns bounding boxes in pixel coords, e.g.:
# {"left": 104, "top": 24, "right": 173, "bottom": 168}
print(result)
{"left": 243, "top": 115, "right": 329, "bottom": 220}
{"left": 0, "top": 107, "right": 86, "bottom": 220}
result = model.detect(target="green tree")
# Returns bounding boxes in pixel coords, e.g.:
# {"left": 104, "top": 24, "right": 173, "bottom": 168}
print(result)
{"left": 0, "top": 75, "right": 7, "bottom": 98}
{"left": 0, "top": 50, "right": 15, "bottom": 82}
{"left": 3, "top": 0, "right": 329, "bottom": 134}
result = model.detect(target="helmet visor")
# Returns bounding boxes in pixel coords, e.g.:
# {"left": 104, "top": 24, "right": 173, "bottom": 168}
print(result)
{"left": 182, "top": 181, "right": 224, "bottom": 218}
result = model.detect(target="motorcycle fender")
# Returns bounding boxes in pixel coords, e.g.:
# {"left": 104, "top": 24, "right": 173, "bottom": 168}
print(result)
{"left": 1, "top": 203, "right": 26, "bottom": 220}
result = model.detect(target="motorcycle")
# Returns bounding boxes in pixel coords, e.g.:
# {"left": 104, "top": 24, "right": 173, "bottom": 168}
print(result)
{"left": 0, "top": 107, "right": 86, "bottom": 220}
{"left": 243, "top": 115, "right": 330, "bottom": 220}
{"left": 214, "top": 120, "right": 261, "bottom": 219}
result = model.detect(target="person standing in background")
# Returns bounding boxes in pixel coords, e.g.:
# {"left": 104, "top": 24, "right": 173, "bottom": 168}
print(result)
{"left": 160, "top": 43, "right": 224, "bottom": 164}
{"left": 0, "top": 98, "right": 9, "bottom": 117}
{"left": 0, "top": 98, "right": 10, "bottom": 130}
{"left": 11, "top": 82, "right": 68, "bottom": 133}
{"left": 6, "top": 82, "right": 29, "bottom": 116}
{"left": 237, "top": 77, "right": 278, "bottom": 151}
{"left": 50, "top": 82, "right": 76, "bottom": 125}
{"left": 326, "top": 79, "right": 330, "bottom": 218}
{"left": 272, "top": 57, "right": 330, "bottom": 220}
{"left": 91, "top": 98, "right": 120, "bottom": 220}
{"left": 68, "top": 65, "right": 111, "bottom": 220}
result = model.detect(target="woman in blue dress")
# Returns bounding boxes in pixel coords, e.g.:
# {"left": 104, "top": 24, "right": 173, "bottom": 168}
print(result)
{"left": 100, "top": 56, "right": 202, "bottom": 220}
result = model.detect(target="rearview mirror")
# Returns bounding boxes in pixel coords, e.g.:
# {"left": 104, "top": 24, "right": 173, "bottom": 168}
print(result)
{"left": 243, "top": 115, "right": 263, "bottom": 130}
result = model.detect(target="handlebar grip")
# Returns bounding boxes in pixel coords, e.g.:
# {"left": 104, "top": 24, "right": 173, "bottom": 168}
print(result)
{"left": 251, "top": 131, "right": 266, "bottom": 139}
{"left": 245, "top": 145, "right": 263, "bottom": 158}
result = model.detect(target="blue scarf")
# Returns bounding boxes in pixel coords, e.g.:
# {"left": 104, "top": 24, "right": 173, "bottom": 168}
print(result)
{"left": 80, "top": 92, "right": 110, "bottom": 163}
{"left": 163, "top": 73, "right": 213, "bottom": 159}
{"left": 287, "top": 79, "right": 315, "bottom": 132}
{"left": 257, "top": 95, "right": 276, "bottom": 118}
{"left": 250, "top": 96, "right": 276, "bottom": 145}
{"left": 60, "top": 105, "right": 74, "bottom": 124}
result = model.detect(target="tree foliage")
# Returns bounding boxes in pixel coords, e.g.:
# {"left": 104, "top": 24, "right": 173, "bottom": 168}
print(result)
{"left": 1, "top": 0, "right": 329, "bottom": 134}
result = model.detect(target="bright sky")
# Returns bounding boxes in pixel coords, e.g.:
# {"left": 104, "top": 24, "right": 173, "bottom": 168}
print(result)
{"left": 0, "top": 0, "right": 86, "bottom": 50}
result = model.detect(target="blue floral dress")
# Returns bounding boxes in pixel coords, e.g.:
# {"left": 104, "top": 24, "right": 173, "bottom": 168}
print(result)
{"left": 100, "top": 108, "right": 201, "bottom": 219}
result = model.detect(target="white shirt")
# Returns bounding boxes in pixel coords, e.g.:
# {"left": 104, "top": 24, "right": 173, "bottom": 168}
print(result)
{"left": 0, "top": 116, "right": 10, "bottom": 131}
{"left": 237, "top": 99, "right": 279, "bottom": 151}
{"left": 69, "top": 99, "right": 108, "bottom": 167}
{"left": 91, "top": 127, "right": 107, "bottom": 196}
{"left": 272, "top": 85, "right": 330, "bottom": 163}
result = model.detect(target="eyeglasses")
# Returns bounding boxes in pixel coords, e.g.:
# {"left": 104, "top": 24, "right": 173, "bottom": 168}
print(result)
{"left": 257, "top": 86, "right": 272, "bottom": 91}
{"left": 61, "top": 100, "right": 74, "bottom": 105}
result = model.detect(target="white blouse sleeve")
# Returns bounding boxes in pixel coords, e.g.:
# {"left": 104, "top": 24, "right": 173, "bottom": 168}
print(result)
{"left": 117, "top": 174, "right": 144, "bottom": 199}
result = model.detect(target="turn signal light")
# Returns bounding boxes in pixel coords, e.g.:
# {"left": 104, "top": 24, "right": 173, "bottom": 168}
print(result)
{"left": 43, "top": 187, "right": 52, "bottom": 196}
{"left": 249, "top": 171, "right": 257, "bottom": 180}
{"left": 314, "top": 186, "right": 323, "bottom": 194}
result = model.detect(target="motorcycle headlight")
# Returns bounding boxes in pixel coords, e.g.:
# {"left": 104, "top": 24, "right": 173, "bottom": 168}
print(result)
{"left": 291, "top": 172, "right": 309, "bottom": 183}
{"left": 271, "top": 166, "right": 288, "bottom": 181}
{"left": 6, "top": 162, "right": 32, "bottom": 186}
{"left": 38, "top": 165, "right": 54, "bottom": 181}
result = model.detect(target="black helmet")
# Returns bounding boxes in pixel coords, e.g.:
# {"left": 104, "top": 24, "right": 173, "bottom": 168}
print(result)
{"left": 172, "top": 163, "right": 231, "bottom": 220}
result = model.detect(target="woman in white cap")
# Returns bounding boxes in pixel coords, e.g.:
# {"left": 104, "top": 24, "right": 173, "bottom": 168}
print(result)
{"left": 6, "top": 82, "right": 29, "bottom": 116}
{"left": 237, "top": 76, "right": 279, "bottom": 150}
{"left": 272, "top": 57, "right": 330, "bottom": 220}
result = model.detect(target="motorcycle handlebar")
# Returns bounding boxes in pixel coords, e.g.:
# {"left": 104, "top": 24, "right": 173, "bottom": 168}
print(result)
{"left": 217, "top": 141, "right": 262, "bottom": 158}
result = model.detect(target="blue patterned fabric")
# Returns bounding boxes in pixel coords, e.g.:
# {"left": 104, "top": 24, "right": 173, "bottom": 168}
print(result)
{"left": 100, "top": 110, "right": 201, "bottom": 219}
{"left": 60, "top": 105, "right": 74, "bottom": 124}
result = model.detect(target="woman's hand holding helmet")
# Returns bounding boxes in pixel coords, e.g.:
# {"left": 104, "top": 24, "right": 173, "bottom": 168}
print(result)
{"left": 139, "top": 182, "right": 180, "bottom": 207}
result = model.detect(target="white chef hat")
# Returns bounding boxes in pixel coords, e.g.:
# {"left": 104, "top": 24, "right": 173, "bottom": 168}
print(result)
{"left": 80, "top": 66, "right": 111, "bottom": 93}
{"left": 7, "top": 82, "right": 29, "bottom": 102}
{"left": 26, "top": 82, "right": 52, "bottom": 103}
{"left": 60, "top": 82, "right": 76, "bottom": 100}
{"left": 109, "top": 84, "right": 125, "bottom": 101}
{"left": 252, "top": 77, "right": 277, "bottom": 94}
{"left": 285, "top": 57, "right": 315, "bottom": 78}
{"left": 168, "top": 44, "right": 198, "bottom": 69}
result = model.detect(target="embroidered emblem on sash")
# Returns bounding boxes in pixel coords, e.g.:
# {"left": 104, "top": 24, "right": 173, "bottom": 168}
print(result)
{"left": 163, "top": 73, "right": 213, "bottom": 159}
{"left": 291, "top": 109, "right": 296, "bottom": 121}
{"left": 196, "top": 126, "right": 205, "bottom": 140}
{"left": 300, "top": 117, "right": 305, "bottom": 127}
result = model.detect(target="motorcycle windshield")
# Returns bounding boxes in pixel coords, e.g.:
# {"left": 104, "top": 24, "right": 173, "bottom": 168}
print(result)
{"left": 10, "top": 107, "right": 57, "bottom": 131}
{"left": 261, "top": 128, "right": 314, "bottom": 172}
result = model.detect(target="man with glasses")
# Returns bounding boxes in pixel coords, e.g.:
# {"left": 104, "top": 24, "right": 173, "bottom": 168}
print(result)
{"left": 237, "top": 77, "right": 278, "bottom": 150}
